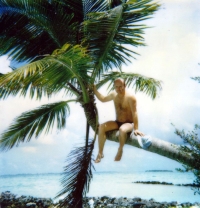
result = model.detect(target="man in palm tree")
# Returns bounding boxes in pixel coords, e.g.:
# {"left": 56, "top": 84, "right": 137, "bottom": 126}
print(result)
{"left": 94, "top": 78, "right": 144, "bottom": 163}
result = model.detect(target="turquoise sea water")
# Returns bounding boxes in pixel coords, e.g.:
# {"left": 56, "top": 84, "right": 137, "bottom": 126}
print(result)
{"left": 0, "top": 171, "right": 199, "bottom": 203}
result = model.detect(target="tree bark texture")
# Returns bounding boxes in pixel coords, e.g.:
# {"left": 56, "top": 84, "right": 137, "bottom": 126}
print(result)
{"left": 81, "top": 94, "right": 98, "bottom": 131}
{"left": 106, "top": 130, "right": 195, "bottom": 168}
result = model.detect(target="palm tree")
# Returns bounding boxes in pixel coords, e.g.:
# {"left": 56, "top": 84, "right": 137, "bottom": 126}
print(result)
{"left": 1, "top": 0, "right": 194, "bottom": 207}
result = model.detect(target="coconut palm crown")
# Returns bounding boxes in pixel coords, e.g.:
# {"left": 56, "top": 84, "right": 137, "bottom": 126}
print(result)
{"left": 0, "top": 0, "right": 161, "bottom": 207}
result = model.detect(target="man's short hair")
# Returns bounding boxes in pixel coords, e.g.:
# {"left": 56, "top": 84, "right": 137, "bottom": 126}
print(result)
{"left": 114, "top": 78, "right": 125, "bottom": 86}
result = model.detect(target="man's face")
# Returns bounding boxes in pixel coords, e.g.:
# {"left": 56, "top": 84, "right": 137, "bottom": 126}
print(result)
{"left": 114, "top": 80, "right": 125, "bottom": 94}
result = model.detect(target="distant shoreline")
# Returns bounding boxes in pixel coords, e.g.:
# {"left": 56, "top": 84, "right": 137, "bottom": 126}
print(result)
{"left": 133, "top": 181, "right": 199, "bottom": 187}
{"left": 145, "top": 170, "right": 173, "bottom": 172}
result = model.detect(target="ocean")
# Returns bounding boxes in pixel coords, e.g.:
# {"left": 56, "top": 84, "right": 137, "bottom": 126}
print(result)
{"left": 0, "top": 171, "right": 199, "bottom": 204}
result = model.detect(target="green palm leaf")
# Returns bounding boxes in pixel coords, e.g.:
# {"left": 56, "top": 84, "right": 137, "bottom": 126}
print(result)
{"left": 0, "top": 44, "right": 91, "bottom": 100}
{"left": 192, "top": 77, "right": 200, "bottom": 83}
{"left": 82, "top": 0, "right": 109, "bottom": 20}
{"left": 82, "top": 5, "right": 124, "bottom": 76}
{"left": 96, "top": 71, "right": 162, "bottom": 99}
{"left": 55, "top": 139, "right": 95, "bottom": 208}
{"left": 0, "top": 0, "right": 111, "bottom": 63}
{"left": 81, "top": 0, "right": 160, "bottom": 79}
{"left": 0, "top": 100, "right": 73, "bottom": 151}
{"left": 0, "top": 0, "right": 82, "bottom": 62}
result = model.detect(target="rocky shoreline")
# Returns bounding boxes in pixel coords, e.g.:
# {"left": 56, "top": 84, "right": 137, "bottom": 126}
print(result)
{"left": 1, "top": 191, "right": 200, "bottom": 208}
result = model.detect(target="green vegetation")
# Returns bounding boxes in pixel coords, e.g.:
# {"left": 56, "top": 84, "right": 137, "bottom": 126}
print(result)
{"left": 171, "top": 67, "right": 200, "bottom": 196}
{"left": 175, "top": 124, "right": 200, "bottom": 195}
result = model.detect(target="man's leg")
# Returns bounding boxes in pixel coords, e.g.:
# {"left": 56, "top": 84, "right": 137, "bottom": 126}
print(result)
{"left": 115, "top": 123, "right": 133, "bottom": 161}
{"left": 95, "top": 121, "right": 118, "bottom": 163}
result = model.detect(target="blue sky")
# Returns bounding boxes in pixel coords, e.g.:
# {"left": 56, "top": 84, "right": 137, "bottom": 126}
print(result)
{"left": 0, "top": 0, "right": 200, "bottom": 175}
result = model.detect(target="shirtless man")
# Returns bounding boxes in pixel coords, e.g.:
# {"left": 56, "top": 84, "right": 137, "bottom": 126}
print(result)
{"left": 94, "top": 78, "right": 144, "bottom": 163}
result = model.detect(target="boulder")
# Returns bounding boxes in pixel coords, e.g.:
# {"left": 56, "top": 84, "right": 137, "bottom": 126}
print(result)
{"left": 26, "top": 202, "right": 37, "bottom": 207}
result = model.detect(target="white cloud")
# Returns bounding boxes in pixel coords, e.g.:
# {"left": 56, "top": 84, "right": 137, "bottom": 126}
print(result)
{"left": 36, "top": 134, "right": 56, "bottom": 145}
{"left": 0, "top": 55, "right": 12, "bottom": 73}
{"left": 21, "top": 147, "right": 37, "bottom": 153}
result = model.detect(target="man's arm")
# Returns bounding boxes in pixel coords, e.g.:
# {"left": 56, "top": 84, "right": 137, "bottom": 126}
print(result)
{"left": 129, "top": 96, "right": 144, "bottom": 136}
{"left": 93, "top": 85, "right": 114, "bottom": 102}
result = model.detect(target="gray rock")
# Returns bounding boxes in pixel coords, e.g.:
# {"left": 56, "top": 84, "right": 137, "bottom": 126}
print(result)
{"left": 113, "top": 198, "right": 119, "bottom": 204}
{"left": 180, "top": 202, "right": 193, "bottom": 207}
{"left": 121, "top": 202, "right": 129, "bottom": 206}
{"left": 132, "top": 197, "right": 142, "bottom": 202}
{"left": 106, "top": 203, "right": 116, "bottom": 207}
{"left": 26, "top": 202, "right": 37, "bottom": 207}
{"left": 149, "top": 198, "right": 156, "bottom": 202}
{"left": 101, "top": 195, "right": 110, "bottom": 200}
{"left": 145, "top": 202, "right": 154, "bottom": 207}
{"left": 117, "top": 196, "right": 128, "bottom": 205}
{"left": 131, "top": 202, "right": 146, "bottom": 208}
{"left": 94, "top": 199, "right": 102, "bottom": 206}
{"left": 194, "top": 202, "right": 200, "bottom": 207}
{"left": 170, "top": 201, "right": 178, "bottom": 206}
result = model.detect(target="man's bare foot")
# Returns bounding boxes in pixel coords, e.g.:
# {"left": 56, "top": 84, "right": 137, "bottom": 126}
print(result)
{"left": 94, "top": 153, "right": 104, "bottom": 163}
{"left": 114, "top": 149, "right": 123, "bottom": 161}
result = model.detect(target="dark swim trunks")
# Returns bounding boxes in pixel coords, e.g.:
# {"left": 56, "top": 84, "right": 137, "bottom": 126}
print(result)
{"left": 115, "top": 120, "right": 133, "bottom": 128}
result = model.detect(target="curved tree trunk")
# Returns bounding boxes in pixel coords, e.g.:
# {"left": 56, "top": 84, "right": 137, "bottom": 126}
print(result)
{"left": 80, "top": 93, "right": 98, "bottom": 131}
{"left": 106, "top": 130, "right": 195, "bottom": 168}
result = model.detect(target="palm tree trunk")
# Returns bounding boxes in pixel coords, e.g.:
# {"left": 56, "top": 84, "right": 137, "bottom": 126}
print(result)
{"left": 106, "top": 131, "right": 195, "bottom": 168}
{"left": 81, "top": 98, "right": 98, "bottom": 131}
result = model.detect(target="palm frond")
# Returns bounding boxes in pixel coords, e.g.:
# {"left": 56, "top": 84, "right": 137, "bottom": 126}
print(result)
{"left": 109, "top": 0, "right": 126, "bottom": 8}
{"left": 81, "top": 5, "right": 124, "bottom": 77}
{"left": 55, "top": 139, "right": 95, "bottom": 208}
{"left": 83, "top": 0, "right": 109, "bottom": 20}
{"left": 81, "top": 0, "right": 159, "bottom": 79}
{"left": 0, "top": 44, "right": 91, "bottom": 100}
{"left": 0, "top": 100, "right": 73, "bottom": 151}
{"left": 97, "top": 71, "right": 162, "bottom": 99}
{"left": 0, "top": 0, "right": 82, "bottom": 62}
{"left": 115, "top": 0, "right": 160, "bottom": 46}
{"left": 192, "top": 77, "right": 200, "bottom": 83}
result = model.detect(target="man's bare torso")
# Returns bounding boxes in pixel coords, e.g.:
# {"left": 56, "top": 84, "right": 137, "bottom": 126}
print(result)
{"left": 112, "top": 91, "right": 135, "bottom": 123}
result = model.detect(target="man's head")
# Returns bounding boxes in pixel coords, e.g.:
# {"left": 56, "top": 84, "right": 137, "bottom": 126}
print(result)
{"left": 114, "top": 78, "right": 126, "bottom": 95}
